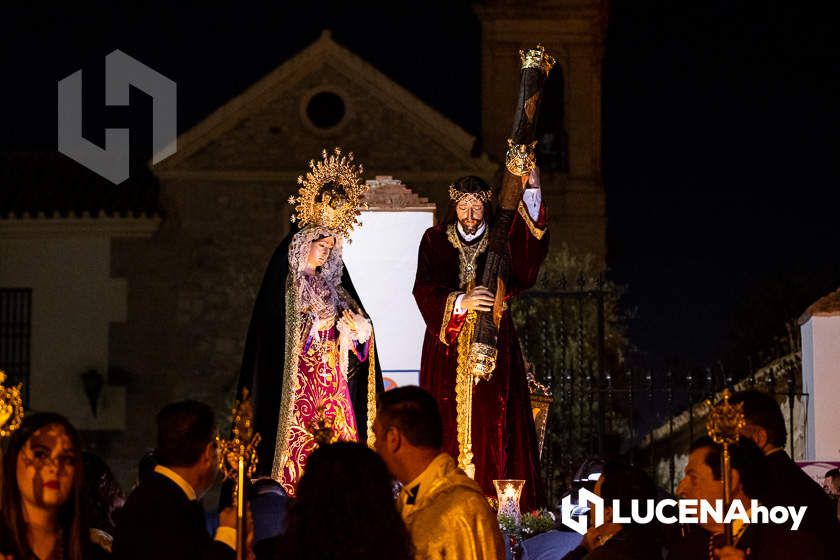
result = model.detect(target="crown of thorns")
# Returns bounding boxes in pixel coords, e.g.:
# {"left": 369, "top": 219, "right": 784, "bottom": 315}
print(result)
{"left": 448, "top": 185, "right": 492, "bottom": 204}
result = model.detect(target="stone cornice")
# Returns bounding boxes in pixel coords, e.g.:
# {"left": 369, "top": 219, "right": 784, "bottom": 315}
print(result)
{"left": 0, "top": 215, "right": 161, "bottom": 238}
{"left": 155, "top": 169, "right": 498, "bottom": 184}
{"left": 475, "top": 1, "right": 609, "bottom": 43}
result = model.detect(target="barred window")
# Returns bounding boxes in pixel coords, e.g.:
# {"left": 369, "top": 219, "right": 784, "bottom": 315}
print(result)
{"left": 0, "top": 289, "right": 31, "bottom": 406}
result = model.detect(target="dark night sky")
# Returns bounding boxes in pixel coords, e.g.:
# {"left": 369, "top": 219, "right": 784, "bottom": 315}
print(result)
{"left": 3, "top": 1, "right": 839, "bottom": 370}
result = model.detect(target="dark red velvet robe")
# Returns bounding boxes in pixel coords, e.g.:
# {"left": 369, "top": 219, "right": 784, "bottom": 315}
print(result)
{"left": 413, "top": 201, "right": 549, "bottom": 510}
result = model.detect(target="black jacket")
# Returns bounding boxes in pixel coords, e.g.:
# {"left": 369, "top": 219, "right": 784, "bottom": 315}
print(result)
{"left": 763, "top": 449, "right": 839, "bottom": 543}
{"left": 112, "top": 472, "right": 234, "bottom": 560}
{"left": 666, "top": 523, "right": 829, "bottom": 560}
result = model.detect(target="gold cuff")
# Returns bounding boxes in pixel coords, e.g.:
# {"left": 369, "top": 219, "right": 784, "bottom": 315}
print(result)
{"left": 519, "top": 44, "right": 556, "bottom": 75}
{"left": 439, "top": 291, "right": 460, "bottom": 346}
{"left": 467, "top": 342, "right": 498, "bottom": 383}
{"left": 517, "top": 201, "right": 546, "bottom": 240}
{"left": 505, "top": 139, "right": 538, "bottom": 177}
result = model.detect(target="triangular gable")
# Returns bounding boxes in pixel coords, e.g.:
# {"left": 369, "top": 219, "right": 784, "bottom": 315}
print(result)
{"left": 154, "top": 30, "right": 496, "bottom": 179}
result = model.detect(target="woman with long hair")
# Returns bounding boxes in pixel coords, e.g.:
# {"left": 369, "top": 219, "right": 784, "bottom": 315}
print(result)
{"left": 0, "top": 412, "right": 107, "bottom": 559}
{"left": 270, "top": 442, "right": 413, "bottom": 560}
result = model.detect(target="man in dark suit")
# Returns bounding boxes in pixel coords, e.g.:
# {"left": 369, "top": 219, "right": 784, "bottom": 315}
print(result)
{"left": 732, "top": 389, "right": 839, "bottom": 542}
{"left": 668, "top": 436, "right": 828, "bottom": 560}
{"left": 113, "top": 400, "right": 248, "bottom": 560}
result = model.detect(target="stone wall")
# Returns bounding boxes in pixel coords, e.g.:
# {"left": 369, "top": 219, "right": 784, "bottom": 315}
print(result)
{"left": 107, "top": 179, "right": 291, "bottom": 488}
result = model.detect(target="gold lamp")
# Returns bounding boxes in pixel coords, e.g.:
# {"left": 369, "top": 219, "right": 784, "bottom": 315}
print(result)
{"left": 494, "top": 479, "right": 526, "bottom": 524}
{"left": 525, "top": 364, "right": 553, "bottom": 458}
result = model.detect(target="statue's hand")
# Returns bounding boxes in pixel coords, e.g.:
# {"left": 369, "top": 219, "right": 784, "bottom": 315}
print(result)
{"left": 337, "top": 309, "right": 357, "bottom": 336}
{"left": 461, "top": 285, "right": 495, "bottom": 312}
{"left": 338, "top": 309, "right": 371, "bottom": 343}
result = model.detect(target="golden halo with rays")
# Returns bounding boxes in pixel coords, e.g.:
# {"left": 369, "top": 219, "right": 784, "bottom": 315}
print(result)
{"left": 289, "top": 147, "right": 368, "bottom": 239}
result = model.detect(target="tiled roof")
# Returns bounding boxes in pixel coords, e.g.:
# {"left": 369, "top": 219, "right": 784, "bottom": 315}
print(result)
{"left": 1, "top": 152, "right": 162, "bottom": 219}
{"left": 799, "top": 287, "right": 840, "bottom": 323}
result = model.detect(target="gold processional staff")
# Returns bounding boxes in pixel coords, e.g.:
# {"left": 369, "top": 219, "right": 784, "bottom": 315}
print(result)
{"left": 706, "top": 388, "right": 747, "bottom": 547}
{"left": 217, "top": 388, "right": 261, "bottom": 560}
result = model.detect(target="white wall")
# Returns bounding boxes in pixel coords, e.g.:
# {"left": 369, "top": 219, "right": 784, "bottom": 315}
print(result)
{"left": 343, "top": 210, "right": 434, "bottom": 389}
{"left": 801, "top": 315, "right": 840, "bottom": 460}
{"left": 0, "top": 221, "right": 149, "bottom": 429}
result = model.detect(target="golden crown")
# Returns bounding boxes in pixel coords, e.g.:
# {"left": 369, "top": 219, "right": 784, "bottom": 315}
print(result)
{"left": 289, "top": 148, "right": 368, "bottom": 238}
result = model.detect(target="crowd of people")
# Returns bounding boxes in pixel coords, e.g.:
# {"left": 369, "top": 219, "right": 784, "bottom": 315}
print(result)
{"left": 558, "top": 389, "right": 838, "bottom": 560}
{"left": 0, "top": 387, "right": 836, "bottom": 559}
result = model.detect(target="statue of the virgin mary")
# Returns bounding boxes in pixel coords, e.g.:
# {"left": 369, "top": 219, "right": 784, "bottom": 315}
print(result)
{"left": 234, "top": 148, "right": 382, "bottom": 496}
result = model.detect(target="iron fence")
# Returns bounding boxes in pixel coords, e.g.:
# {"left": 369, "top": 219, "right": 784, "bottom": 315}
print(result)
{"left": 514, "top": 280, "right": 806, "bottom": 504}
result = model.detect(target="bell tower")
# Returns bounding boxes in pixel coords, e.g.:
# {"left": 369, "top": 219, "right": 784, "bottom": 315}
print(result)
{"left": 475, "top": 0, "right": 608, "bottom": 265}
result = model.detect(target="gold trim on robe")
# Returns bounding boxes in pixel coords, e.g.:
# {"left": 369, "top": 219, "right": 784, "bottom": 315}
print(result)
{"left": 271, "top": 277, "right": 304, "bottom": 482}
{"left": 366, "top": 331, "right": 377, "bottom": 448}
{"left": 517, "top": 200, "right": 546, "bottom": 240}
{"left": 336, "top": 284, "right": 378, "bottom": 448}
{"left": 272, "top": 277, "right": 374, "bottom": 485}
{"left": 454, "top": 310, "right": 477, "bottom": 478}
